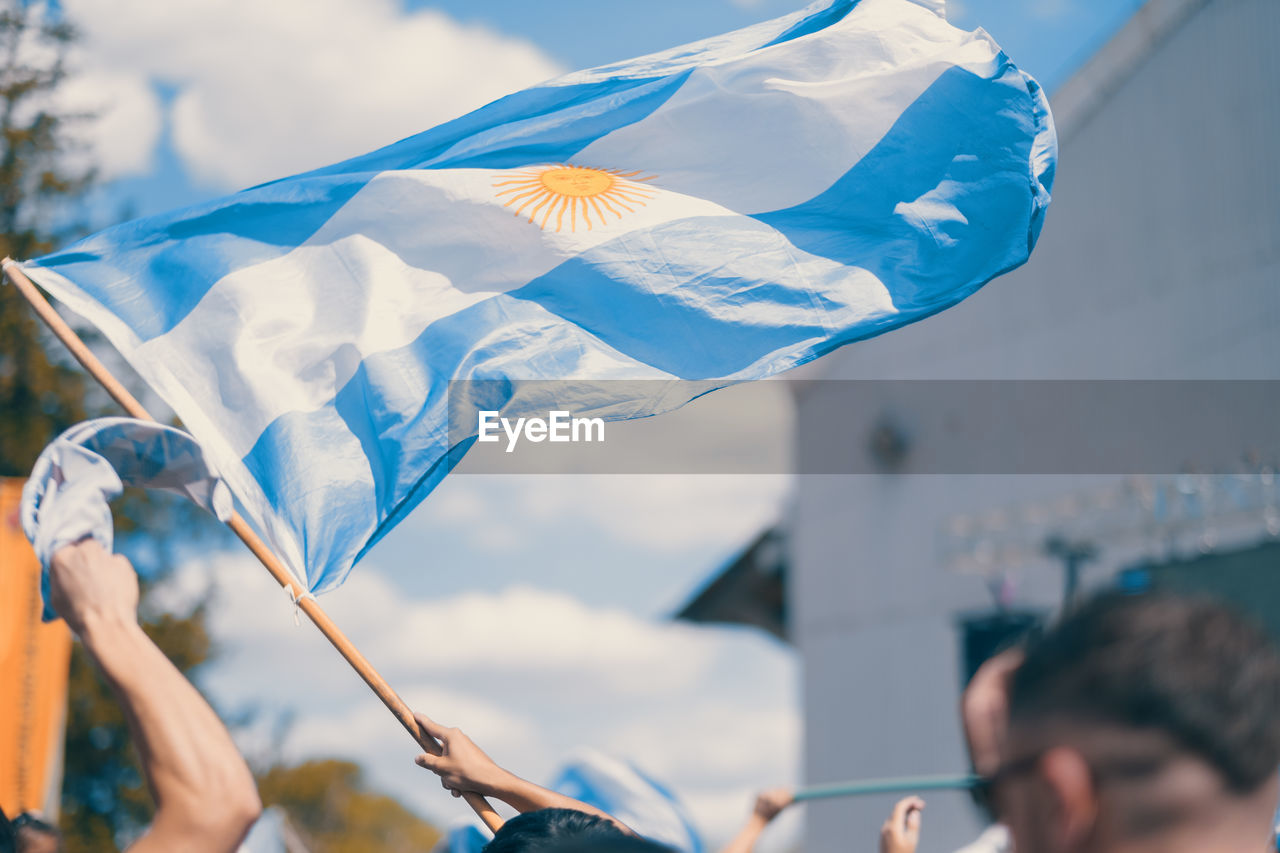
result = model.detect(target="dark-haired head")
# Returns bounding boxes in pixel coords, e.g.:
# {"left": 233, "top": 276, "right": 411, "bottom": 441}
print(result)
{"left": 481, "top": 809, "right": 672, "bottom": 853}
{"left": 995, "top": 590, "right": 1280, "bottom": 852}
{"left": 546, "top": 837, "right": 675, "bottom": 853}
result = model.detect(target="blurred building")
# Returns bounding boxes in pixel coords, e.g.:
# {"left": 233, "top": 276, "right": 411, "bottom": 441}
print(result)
{"left": 680, "top": 0, "right": 1280, "bottom": 848}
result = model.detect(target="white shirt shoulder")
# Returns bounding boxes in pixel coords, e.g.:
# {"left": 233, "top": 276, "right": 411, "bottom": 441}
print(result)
{"left": 952, "top": 824, "right": 1011, "bottom": 853}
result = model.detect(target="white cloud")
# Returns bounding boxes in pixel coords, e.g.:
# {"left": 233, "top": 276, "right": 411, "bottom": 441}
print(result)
{"left": 433, "top": 474, "right": 790, "bottom": 556}
{"left": 0, "top": 4, "right": 162, "bottom": 182}
{"left": 523, "top": 475, "right": 791, "bottom": 551}
{"left": 610, "top": 702, "right": 800, "bottom": 785}
{"left": 283, "top": 684, "right": 546, "bottom": 777}
{"left": 57, "top": 67, "right": 163, "bottom": 181}
{"left": 385, "top": 586, "right": 715, "bottom": 693}
{"left": 163, "top": 551, "right": 799, "bottom": 847}
{"left": 429, "top": 486, "right": 490, "bottom": 526}
{"left": 446, "top": 382, "right": 795, "bottom": 555}
{"left": 198, "top": 553, "right": 718, "bottom": 694}
{"left": 63, "top": 0, "right": 565, "bottom": 189}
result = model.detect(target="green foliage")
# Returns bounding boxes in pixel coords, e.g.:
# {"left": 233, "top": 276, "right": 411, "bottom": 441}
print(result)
{"left": 0, "top": 278, "right": 87, "bottom": 475}
{"left": 0, "top": 4, "right": 93, "bottom": 262}
{"left": 0, "top": 1, "right": 92, "bottom": 476}
{"left": 257, "top": 760, "right": 443, "bottom": 853}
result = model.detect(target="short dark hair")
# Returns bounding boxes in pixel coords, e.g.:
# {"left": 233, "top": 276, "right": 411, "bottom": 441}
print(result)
{"left": 1009, "top": 590, "right": 1280, "bottom": 793}
{"left": 482, "top": 809, "right": 639, "bottom": 853}
{"left": 549, "top": 838, "right": 675, "bottom": 853}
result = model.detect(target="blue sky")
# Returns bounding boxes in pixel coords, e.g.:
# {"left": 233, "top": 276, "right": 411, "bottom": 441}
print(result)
{"left": 93, "top": 0, "right": 1145, "bottom": 222}
{"left": 402, "top": 0, "right": 1145, "bottom": 87}
{"left": 53, "top": 0, "right": 1146, "bottom": 847}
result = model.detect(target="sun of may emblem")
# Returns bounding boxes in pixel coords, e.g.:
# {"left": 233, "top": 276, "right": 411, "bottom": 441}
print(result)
{"left": 494, "top": 165, "right": 657, "bottom": 233}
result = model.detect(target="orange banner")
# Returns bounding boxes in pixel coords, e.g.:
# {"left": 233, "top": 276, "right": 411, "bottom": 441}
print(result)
{"left": 0, "top": 477, "right": 71, "bottom": 819}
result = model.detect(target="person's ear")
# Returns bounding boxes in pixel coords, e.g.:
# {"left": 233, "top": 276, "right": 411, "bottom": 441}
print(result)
{"left": 1039, "top": 746, "right": 1099, "bottom": 848}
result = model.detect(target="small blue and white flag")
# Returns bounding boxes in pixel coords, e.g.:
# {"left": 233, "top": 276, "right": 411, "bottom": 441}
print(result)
{"left": 550, "top": 750, "right": 703, "bottom": 853}
{"left": 435, "top": 750, "right": 703, "bottom": 853}
{"left": 20, "top": 0, "right": 1055, "bottom": 593}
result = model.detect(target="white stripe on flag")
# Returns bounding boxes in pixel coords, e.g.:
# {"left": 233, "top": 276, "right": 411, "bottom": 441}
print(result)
{"left": 576, "top": 0, "right": 1003, "bottom": 214}
{"left": 132, "top": 169, "right": 736, "bottom": 458}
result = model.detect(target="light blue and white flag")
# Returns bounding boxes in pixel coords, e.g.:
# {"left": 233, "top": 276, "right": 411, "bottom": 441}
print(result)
{"left": 550, "top": 750, "right": 703, "bottom": 853}
{"left": 435, "top": 750, "right": 703, "bottom": 853}
{"left": 20, "top": 0, "right": 1055, "bottom": 593}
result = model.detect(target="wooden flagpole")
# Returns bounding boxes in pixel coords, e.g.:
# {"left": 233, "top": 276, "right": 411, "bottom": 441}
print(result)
{"left": 2, "top": 259, "right": 505, "bottom": 833}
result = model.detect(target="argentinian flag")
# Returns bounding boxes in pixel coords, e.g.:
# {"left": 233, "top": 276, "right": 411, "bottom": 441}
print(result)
{"left": 22, "top": 0, "right": 1056, "bottom": 593}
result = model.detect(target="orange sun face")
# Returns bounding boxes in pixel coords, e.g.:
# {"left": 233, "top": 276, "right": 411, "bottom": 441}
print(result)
{"left": 494, "top": 165, "right": 656, "bottom": 233}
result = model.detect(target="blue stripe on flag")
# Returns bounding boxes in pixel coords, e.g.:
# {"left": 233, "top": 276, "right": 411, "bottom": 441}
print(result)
{"left": 753, "top": 63, "right": 1046, "bottom": 309}
{"left": 509, "top": 217, "right": 843, "bottom": 378}
{"left": 35, "top": 176, "right": 369, "bottom": 341}
{"left": 279, "top": 72, "right": 695, "bottom": 178}
{"left": 33, "top": 71, "right": 693, "bottom": 342}
{"left": 761, "top": 0, "right": 860, "bottom": 49}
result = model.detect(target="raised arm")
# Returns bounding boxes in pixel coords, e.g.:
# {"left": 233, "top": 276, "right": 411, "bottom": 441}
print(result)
{"left": 718, "top": 788, "right": 792, "bottom": 853}
{"left": 411, "top": 713, "right": 628, "bottom": 828}
{"left": 49, "top": 540, "right": 261, "bottom": 852}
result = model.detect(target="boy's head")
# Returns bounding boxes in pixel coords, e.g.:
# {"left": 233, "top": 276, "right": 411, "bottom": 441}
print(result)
{"left": 994, "top": 591, "right": 1280, "bottom": 852}
{"left": 482, "top": 809, "right": 670, "bottom": 853}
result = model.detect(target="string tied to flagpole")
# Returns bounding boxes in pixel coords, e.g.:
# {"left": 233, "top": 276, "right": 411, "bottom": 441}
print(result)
{"left": 284, "top": 584, "right": 317, "bottom": 627}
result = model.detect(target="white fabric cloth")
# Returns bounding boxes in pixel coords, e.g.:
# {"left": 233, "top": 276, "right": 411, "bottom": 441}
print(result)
{"left": 20, "top": 417, "right": 231, "bottom": 619}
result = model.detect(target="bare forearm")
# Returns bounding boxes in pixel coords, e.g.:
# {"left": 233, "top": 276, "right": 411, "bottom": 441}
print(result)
{"left": 490, "top": 773, "right": 628, "bottom": 828}
{"left": 81, "top": 613, "right": 260, "bottom": 850}
{"left": 719, "top": 815, "right": 768, "bottom": 853}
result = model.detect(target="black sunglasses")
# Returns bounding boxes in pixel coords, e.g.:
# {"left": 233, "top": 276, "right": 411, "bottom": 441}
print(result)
{"left": 973, "top": 747, "right": 1175, "bottom": 811}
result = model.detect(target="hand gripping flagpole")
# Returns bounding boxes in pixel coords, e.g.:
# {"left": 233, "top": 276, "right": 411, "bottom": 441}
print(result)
{"left": 2, "top": 259, "right": 505, "bottom": 834}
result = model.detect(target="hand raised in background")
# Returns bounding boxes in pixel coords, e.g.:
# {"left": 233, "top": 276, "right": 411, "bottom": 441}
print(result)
{"left": 752, "top": 788, "right": 794, "bottom": 822}
{"left": 879, "top": 796, "right": 924, "bottom": 853}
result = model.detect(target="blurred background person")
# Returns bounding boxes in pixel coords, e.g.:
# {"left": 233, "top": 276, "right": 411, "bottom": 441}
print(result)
{"left": 974, "top": 591, "right": 1280, "bottom": 853}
